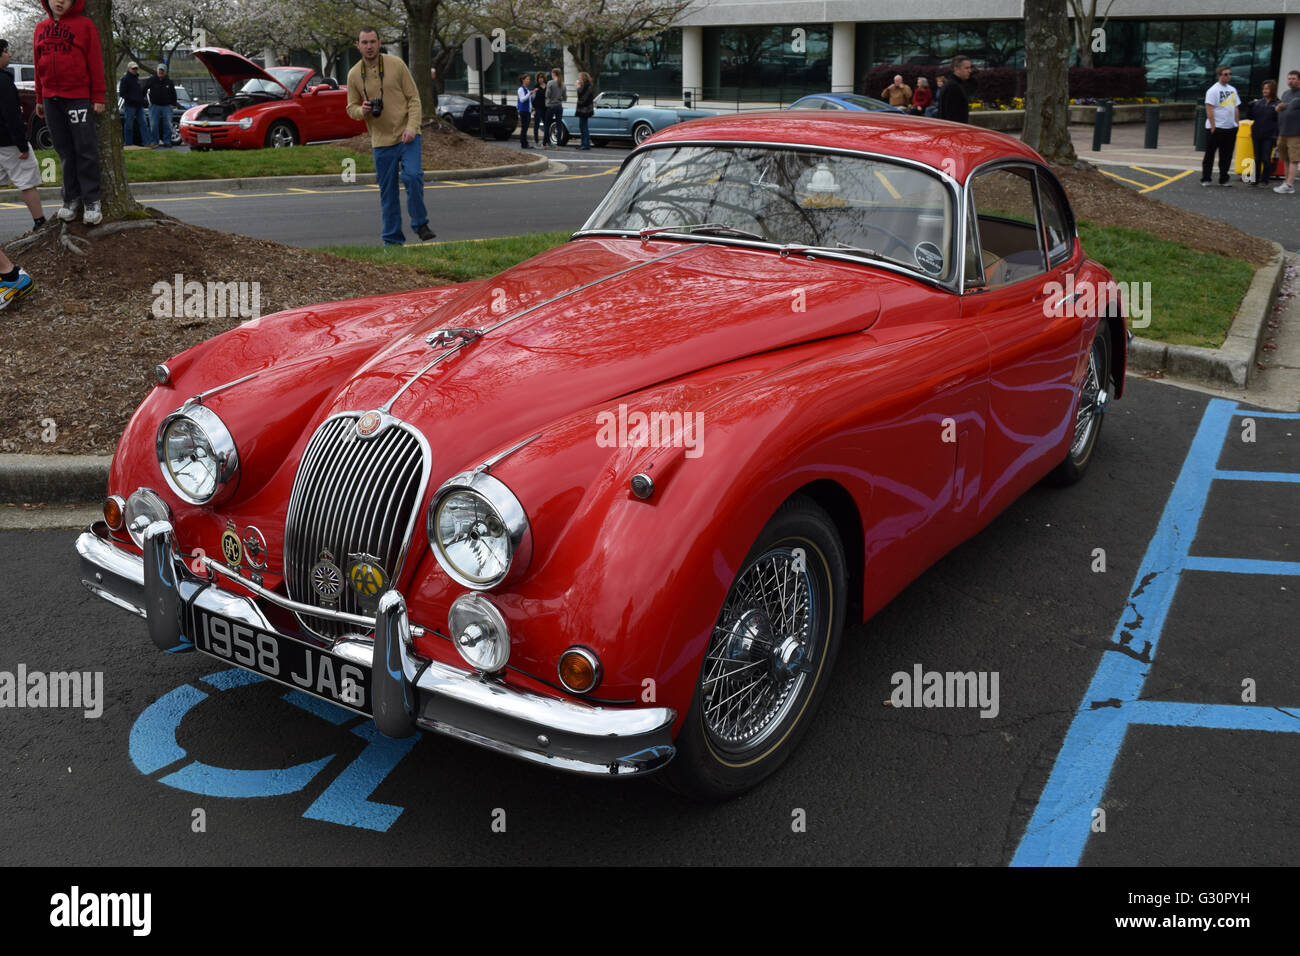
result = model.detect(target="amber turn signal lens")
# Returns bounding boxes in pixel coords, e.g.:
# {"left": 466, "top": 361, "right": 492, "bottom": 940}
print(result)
{"left": 558, "top": 647, "right": 601, "bottom": 694}
{"left": 103, "top": 495, "right": 125, "bottom": 531}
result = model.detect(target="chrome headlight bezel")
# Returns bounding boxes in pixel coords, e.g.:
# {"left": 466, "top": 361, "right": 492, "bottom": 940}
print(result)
{"left": 155, "top": 404, "right": 240, "bottom": 505}
{"left": 427, "top": 470, "right": 532, "bottom": 590}
{"left": 448, "top": 592, "right": 511, "bottom": 673}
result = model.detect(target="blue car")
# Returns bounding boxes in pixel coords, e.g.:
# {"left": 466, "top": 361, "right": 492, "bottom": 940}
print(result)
{"left": 787, "top": 93, "right": 907, "bottom": 114}
{"left": 549, "top": 91, "right": 716, "bottom": 147}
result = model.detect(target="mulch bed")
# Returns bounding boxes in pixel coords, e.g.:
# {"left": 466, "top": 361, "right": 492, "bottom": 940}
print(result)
{"left": 342, "top": 119, "right": 523, "bottom": 169}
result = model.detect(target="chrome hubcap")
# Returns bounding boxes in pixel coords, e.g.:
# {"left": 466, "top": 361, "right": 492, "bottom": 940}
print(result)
{"left": 703, "top": 548, "right": 816, "bottom": 754}
{"left": 1071, "top": 341, "right": 1106, "bottom": 458}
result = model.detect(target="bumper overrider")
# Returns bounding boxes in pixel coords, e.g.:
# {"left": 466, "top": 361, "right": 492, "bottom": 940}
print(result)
{"left": 76, "top": 520, "right": 676, "bottom": 776}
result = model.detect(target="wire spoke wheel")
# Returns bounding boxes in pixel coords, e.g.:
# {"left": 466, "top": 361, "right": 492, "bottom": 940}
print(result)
{"left": 1070, "top": 336, "right": 1104, "bottom": 459}
{"left": 703, "top": 548, "right": 816, "bottom": 755}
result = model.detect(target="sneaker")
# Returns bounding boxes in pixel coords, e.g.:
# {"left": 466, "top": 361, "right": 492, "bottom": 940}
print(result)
{"left": 1218, "top": 180, "right": 1232, "bottom": 187}
{"left": 0, "top": 269, "right": 34, "bottom": 311}
{"left": 415, "top": 223, "right": 436, "bottom": 242}
{"left": 1200, "top": 180, "right": 1213, "bottom": 187}
{"left": 83, "top": 201, "right": 102, "bottom": 225}
{"left": 1275, "top": 183, "right": 1296, "bottom": 194}
{"left": 56, "top": 200, "right": 81, "bottom": 221}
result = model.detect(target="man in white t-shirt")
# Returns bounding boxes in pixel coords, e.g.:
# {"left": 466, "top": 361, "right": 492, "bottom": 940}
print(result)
{"left": 1201, "top": 66, "right": 1240, "bottom": 186}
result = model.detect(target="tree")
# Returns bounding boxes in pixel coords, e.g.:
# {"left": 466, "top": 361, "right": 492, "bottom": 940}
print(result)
{"left": 401, "top": 0, "right": 440, "bottom": 118}
{"left": 1067, "top": 0, "right": 1117, "bottom": 69}
{"left": 85, "top": 0, "right": 141, "bottom": 218}
{"left": 483, "top": 0, "right": 693, "bottom": 86}
{"left": 1022, "top": 0, "right": 1077, "bottom": 165}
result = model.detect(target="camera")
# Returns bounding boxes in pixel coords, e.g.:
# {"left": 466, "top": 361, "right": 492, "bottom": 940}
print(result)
{"left": 369, "top": 97, "right": 384, "bottom": 118}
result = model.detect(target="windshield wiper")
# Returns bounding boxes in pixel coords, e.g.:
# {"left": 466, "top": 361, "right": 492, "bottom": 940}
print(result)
{"left": 779, "top": 241, "right": 913, "bottom": 270}
{"left": 638, "top": 222, "right": 766, "bottom": 242}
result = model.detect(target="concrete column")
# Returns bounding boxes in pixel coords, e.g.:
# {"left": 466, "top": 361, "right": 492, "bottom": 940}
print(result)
{"left": 682, "top": 25, "right": 703, "bottom": 104}
{"left": 563, "top": 46, "right": 579, "bottom": 99}
{"left": 832, "top": 22, "right": 856, "bottom": 94}
{"left": 1279, "top": 15, "right": 1300, "bottom": 84}
{"left": 263, "top": 45, "right": 276, "bottom": 69}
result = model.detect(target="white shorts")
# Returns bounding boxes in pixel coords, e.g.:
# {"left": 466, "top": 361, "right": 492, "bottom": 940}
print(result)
{"left": 0, "top": 145, "right": 41, "bottom": 191}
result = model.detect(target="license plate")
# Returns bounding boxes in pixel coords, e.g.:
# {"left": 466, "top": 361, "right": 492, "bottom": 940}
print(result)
{"left": 192, "top": 606, "right": 370, "bottom": 713}
{"left": 197, "top": 132, "right": 211, "bottom": 144}
{"left": 487, "top": 115, "right": 501, "bottom": 123}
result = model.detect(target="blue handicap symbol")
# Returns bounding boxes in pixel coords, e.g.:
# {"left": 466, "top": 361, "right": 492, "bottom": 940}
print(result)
{"left": 129, "top": 668, "right": 419, "bottom": 832}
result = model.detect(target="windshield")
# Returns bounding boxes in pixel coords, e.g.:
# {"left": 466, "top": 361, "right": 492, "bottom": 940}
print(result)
{"left": 236, "top": 69, "right": 299, "bottom": 96}
{"left": 582, "top": 145, "right": 955, "bottom": 280}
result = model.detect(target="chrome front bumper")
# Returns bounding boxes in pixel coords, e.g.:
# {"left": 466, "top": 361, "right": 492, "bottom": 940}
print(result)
{"left": 76, "top": 522, "right": 675, "bottom": 776}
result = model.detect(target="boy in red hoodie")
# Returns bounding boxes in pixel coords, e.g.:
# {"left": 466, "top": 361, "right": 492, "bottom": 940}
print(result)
{"left": 33, "top": 0, "right": 105, "bottom": 225}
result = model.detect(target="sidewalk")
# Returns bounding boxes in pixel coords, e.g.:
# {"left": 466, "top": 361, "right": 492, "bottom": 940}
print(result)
{"left": 1070, "top": 119, "right": 1205, "bottom": 170}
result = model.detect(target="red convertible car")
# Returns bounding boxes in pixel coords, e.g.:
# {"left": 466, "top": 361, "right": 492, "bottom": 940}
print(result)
{"left": 179, "top": 48, "right": 364, "bottom": 149}
{"left": 77, "top": 112, "right": 1127, "bottom": 798}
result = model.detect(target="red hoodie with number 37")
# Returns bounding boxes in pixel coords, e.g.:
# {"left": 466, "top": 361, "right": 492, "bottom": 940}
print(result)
{"left": 33, "top": 0, "right": 106, "bottom": 104}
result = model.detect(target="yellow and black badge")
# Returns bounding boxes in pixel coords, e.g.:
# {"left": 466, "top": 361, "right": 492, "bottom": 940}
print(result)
{"left": 347, "top": 554, "right": 387, "bottom": 610}
{"left": 220, "top": 521, "right": 243, "bottom": 567}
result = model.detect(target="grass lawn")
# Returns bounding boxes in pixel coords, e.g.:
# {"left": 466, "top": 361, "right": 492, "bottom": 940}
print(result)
{"left": 324, "top": 231, "right": 572, "bottom": 283}
{"left": 1078, "top": 221, "right": 1253, "bottom": 348}
{"left": 23, "top": 146, "right": 373, "bottom": 184}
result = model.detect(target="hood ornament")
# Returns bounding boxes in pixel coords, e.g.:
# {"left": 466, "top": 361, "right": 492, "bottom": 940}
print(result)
{"left": 426, "top": 327, "right": 482, "bottom": 350}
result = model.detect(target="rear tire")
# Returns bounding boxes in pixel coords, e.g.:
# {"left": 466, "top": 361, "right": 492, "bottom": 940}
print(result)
{"left": 1047, "top": 319, "right": 1111, "bottom": 486}
{"left": 632, "top": 122, "right": 653, "bottom": 145}
{"left": 659, "top": 495, "right": 846, "bottom": 800}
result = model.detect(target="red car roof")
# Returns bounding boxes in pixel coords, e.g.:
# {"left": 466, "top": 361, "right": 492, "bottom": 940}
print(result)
{"left": 643, "top": 110, "right": 1048, "bottom": 184}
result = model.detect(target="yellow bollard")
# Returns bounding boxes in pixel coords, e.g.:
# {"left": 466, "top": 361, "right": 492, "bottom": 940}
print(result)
{"left": 1233, "top": 120, "right": 1255, "bottom": 178}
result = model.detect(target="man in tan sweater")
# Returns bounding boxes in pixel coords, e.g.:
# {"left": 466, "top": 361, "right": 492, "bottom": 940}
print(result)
{"left": 347, "top": 27, "right": 434, "bottom": 243}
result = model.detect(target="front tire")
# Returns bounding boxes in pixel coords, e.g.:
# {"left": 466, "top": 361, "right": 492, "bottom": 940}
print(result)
{"left": 31, "top": 118, "right": 53, "bottom": 150}
{"left": 265, "top": 120, "right": 298, "bottom": 148}
{"left": 1047, "top": 318, "right": 1111, "bottom": 485}
{"left": 660, "top": 496, "right": 847, "bottom": 800}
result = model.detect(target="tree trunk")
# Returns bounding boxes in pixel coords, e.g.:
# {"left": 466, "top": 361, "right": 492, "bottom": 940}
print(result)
{"left": 85, "top": 0, "right": 141, "bottom": 218}
{"left": 1023, "top": 0, "right": 1078, "bottom": 165}
{"left": 402, "top": 0, "right": 438, "bottom": 119}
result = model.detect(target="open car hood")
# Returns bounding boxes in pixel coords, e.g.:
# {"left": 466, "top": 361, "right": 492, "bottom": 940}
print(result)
{"left": 191, "top": 47, "right": 292, "bottom": 98}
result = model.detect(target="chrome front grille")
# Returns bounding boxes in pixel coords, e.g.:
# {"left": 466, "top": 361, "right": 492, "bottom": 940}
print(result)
{"left": 283, "top": 414, "right": 429, "bottom": 640}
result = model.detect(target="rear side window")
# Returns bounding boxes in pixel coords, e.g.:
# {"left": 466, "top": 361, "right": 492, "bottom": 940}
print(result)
{"left": 968, "top": 166, "right": 1046, "bottom": 287}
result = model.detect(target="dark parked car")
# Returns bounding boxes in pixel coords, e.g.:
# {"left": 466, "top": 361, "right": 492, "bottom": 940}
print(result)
{"left": 436, "top": 93, "right": 517, "bottom": 139}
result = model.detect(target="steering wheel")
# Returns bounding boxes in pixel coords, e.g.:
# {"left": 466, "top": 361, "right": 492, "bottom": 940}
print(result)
{"left": 857, "top": 223, "right": 913, "bottom": 259}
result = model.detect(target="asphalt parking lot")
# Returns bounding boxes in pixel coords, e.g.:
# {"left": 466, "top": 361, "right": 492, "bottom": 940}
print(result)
{"left": 2, "top": 378, "right": 1294, "bottom": 866}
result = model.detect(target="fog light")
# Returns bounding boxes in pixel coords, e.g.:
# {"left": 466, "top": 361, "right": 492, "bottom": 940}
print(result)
{"left": 124, "top": 488, "right": 170, "bottom": 548}
{"left": 558, "top": 647, "right": 601, "bottom": 694}
{"left": 103, "top": 495, "right": 125, "bottom": 531}
{"left": 448, "top": 593, "right": 510, "bottom": 673}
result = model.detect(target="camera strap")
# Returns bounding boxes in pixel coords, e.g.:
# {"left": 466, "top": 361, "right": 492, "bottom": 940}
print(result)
{"left": 361, "top": 54, "right": 384, "bottom": 100}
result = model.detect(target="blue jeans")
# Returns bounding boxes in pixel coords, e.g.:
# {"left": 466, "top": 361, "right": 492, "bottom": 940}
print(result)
{"left": 578, "top": 115, "right": 590, "bottom": 148}
{"left": 373, "top": 135, "right": 428, "bottom": 245}
{"left": 149, "top": 104, "right": 172, "bottom": 145}
{"left": 122, "top": 104, "right": 146, "bottom": 145}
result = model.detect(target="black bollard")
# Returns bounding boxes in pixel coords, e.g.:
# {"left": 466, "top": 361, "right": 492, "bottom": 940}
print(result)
{"left": 1092, "top": 104, "right": 1106, "bottom": 151}
{"left": 1144, "top": 104, "right": 1159, "bottom": 148}
{"left": 1100, "top": 99, "right": 1114, "bottom": 144}
{"left": 1194, "top": 106, "right": 1207, "bottom": 151}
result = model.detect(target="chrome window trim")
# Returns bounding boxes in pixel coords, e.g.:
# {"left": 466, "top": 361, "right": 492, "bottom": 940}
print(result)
{"left": 962, "top": 157, "right": 1056, "bottom": 294}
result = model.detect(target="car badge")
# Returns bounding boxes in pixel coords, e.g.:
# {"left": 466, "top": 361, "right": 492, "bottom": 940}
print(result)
{"left": 220, "top": 520, "right": 242, "bottom": 567}
{"left": 311, "top": 550, "right": 343, "bottom": 607}
{"left": 347, "top": 553, "right": 389, "bottom": 611}
{"left": 356, "top": 411, "right": 384, "bottom": 438}
{"left": 242, "top": 525, "right": 268, "bottom": 570}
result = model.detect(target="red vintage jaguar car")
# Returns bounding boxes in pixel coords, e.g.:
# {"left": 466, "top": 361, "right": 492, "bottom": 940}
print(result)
{"left": 77, "top": 112, "right": 1127, "bottom": 798}
{"left": 179, "top": 47, "right": 364, "bottom": 149}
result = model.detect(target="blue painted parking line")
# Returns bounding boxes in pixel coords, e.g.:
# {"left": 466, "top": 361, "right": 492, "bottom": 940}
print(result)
{"left": 1013, "top": 399, "right": 1300, "bottom": 866}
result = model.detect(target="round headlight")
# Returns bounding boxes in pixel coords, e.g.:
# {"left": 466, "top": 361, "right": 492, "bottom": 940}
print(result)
{"left": 448, "top": 593, "right": 511, "bottom": 673}
{"left": 427, "top": 471, "right": 531, "bottom": 590}
{"left": 238, "top": 117, "right": 253, "bottom": 130}
{"left": 156, "top": 405, "right": 239, "bottom": 505}
{"left": 124, "top": 488, "right": 171, "bottom": 548}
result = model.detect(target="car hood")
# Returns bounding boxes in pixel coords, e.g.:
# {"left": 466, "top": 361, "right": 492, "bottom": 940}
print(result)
{"left": 191, "top": 47, "right": 291, "bottom": 97}
{"left": 324, "top": 236, "right": 883, "bottom": 466}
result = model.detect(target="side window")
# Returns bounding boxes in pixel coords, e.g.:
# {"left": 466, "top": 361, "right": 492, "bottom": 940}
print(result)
{"left": 303, "top": 72, "right": 323, "bottom": 90}
{"left": 1036, "top": 170, "right": 1072, "bottom": 266}
{"left": 968, "top": 166, "right": 1046, "bottom": 287}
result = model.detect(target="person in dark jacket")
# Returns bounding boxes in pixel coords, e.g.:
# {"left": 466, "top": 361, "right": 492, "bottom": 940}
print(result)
{"left": 118, "top": 61, "right": 150, "bottom": 146}
{"left": 0, "top": 38, "right": 45, "bottom": 229}
{"left": 532, "top": 71, "right": 547, "bottom": 145}
{"left": 938, "top": 55, "right": 973, "bottom": 124}
{"left": 1247, "top": 80, "right": 1281, "bottom": 185}
{"left": 143, "top": 63, "right": 178, "bottom": 148}
{"left": 575, "top": 71, "right": 594, "bottom": 149}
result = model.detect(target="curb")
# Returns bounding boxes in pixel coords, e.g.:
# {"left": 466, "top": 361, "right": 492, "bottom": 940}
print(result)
{"left": 0, "top": 454, "right": 109, "bottom": 505}
{"left": 1127, "top": 241, "right": 1286, "bottom": 388}
{"left": 21, "top": 155, "right": 551, "bottom": 201}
